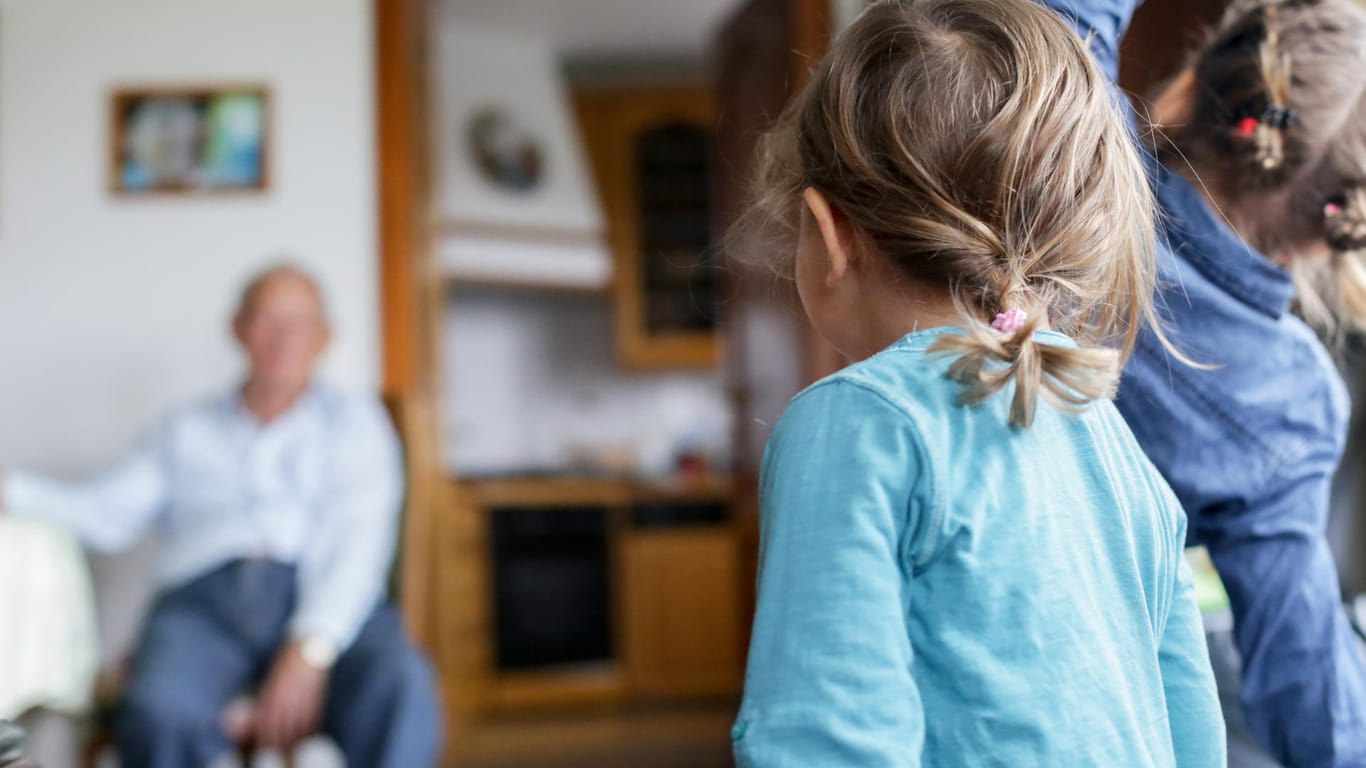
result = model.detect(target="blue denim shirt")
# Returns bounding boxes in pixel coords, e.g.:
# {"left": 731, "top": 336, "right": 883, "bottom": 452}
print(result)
{"left": 1043, "top": 0, "right": 1366, "bottom": 764}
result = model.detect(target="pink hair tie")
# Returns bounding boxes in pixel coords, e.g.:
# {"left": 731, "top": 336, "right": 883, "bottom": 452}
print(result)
{"left": 1326, "top": 201, "right": 1344, "bottom": 217}
{"left": 991, "top": 308, "right": 1027, "bottom": 334}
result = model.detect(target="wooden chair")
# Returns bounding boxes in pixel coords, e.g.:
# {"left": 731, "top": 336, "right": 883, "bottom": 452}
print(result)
{"left": 82, "top": 394, "right": 436, "bottom": 768}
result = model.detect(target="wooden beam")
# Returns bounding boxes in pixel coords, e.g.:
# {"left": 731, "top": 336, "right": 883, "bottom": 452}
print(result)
{"left": 376, "top": 0, "right": 433, "bottom": 398}
{"left": 374, "top": 0, "right": 441, "bottom": 657}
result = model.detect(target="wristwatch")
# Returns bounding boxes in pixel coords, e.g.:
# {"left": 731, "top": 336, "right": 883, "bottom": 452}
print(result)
{"left": 298, "top": 635, "right": 339, "bottom": 670}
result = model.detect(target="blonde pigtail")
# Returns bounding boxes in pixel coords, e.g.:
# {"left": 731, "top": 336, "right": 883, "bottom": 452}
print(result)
{"left": 934, "top": 303, "right": 1120, "bottom": 429}
{"left": 1249, "top": 3, "right": 1295, "bottom": 172}
{"left": 1322, "top": 186, "right": 1366, "bottom": 329}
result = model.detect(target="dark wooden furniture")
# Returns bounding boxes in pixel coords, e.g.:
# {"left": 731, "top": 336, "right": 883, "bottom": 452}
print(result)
{"left": 714, "top": 0, "right": 833, "bottom": 644}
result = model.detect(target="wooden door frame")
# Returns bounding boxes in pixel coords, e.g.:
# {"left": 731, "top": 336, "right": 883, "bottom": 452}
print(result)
{"left": 375, "top": 0, "right": 439, "bottom": 647}
{"left": 377, "top": 0, "right": 433, "bottom": 399}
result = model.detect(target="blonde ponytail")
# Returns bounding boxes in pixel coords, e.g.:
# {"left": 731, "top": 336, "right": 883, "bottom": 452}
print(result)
{"left": 931, "top": 269, "right": 1121, "bottom": 428}
{"left": 933, "top": 313, "right": 1120, "bottom": 429}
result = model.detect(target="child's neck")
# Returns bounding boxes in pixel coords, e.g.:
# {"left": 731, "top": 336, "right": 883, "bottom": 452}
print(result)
{"left": 842, "top": 281, "right": 963, "bottom": 362}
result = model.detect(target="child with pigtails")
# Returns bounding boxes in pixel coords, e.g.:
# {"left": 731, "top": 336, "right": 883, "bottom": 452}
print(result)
{"left": 731, "top": 0, "right": 1226, "bottom": 764}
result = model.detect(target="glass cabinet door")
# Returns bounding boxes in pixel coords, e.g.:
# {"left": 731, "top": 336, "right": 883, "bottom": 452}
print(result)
{"left": 578, "top": 87, "right": 721, "bottom": 369}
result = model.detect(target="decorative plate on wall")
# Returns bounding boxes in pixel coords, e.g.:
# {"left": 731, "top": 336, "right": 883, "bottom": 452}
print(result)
{"left": 468, "top": 107, "right": 545, "bottom": 194}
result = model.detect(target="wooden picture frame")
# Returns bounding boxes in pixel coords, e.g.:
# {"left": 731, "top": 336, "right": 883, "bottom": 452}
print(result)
{"left": 108, "top": 84, "right": 272, "bottom": 196}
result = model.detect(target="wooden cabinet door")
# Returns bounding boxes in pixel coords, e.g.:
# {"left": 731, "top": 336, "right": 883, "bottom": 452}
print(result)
{"left": 430, "top": 482, "right": 494, "bottom": 724}
{"left": 578, "top": 87, "right": 721, "bottom": 370}
{"left": 621, "top": 528, "right": 742, "bottom": 697}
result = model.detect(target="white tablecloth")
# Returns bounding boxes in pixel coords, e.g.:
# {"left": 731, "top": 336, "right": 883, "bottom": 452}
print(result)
{"left": 0, "top": 516, "right": 98, "bottom": 719}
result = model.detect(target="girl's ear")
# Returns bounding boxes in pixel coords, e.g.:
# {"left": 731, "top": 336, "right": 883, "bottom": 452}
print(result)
{"left": 803, "top": 187, "right": 858, "bottom": 287}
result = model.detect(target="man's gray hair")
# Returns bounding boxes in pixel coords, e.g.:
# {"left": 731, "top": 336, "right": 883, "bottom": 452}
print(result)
{"left": 234, "top": 262, "right": 329, "bottom": 324}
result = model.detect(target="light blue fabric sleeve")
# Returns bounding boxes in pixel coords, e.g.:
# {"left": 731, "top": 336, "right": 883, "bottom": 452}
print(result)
{"left": 1160, "top": 516, "right": 1226, "bottom": 766}
{"left": 289, "top": 397, "right": 404, "bottom": 651}
{"left": 734, "top": 380, "right": 924, "bottom": 768}
{"left": 4, "top": 424, "right": 170, "bottom": 552}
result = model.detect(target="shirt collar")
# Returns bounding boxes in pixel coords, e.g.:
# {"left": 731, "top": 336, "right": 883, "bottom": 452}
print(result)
{"left": 893, "top": 325, "right": 1079, "bottom": 351}
{"left": 225, "top": 382, "right": 321, "bottom": 429}
{"left": 1155, "top": 164, "right": 1296, "bottom": 319}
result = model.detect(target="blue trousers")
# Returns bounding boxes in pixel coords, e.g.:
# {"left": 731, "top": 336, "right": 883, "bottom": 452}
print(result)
{"left": 115, "top": 560, "right": 441, "bottom": 768}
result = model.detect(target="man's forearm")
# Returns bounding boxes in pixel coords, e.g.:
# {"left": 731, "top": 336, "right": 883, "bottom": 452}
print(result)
{"left": 0, "top": 454, "right": 166, "bottom": 552}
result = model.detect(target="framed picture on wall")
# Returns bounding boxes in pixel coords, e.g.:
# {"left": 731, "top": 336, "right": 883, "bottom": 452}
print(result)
{"left": 109, "top": 85, "right": 271, "bottom": 196}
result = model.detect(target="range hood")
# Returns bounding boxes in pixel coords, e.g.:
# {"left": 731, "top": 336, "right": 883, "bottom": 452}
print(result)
{"left": 433, "top": 22, "right": 611, "bottom": 290}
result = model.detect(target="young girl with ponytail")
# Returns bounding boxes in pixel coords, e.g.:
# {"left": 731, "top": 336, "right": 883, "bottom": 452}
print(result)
{"left": 1045, "top": 0, "right": 1366, "bottom": 763}
{"left": 732, "top": 0, "right": 1224, "bottom": 764}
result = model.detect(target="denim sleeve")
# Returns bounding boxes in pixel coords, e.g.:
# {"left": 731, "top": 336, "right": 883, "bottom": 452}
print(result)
{"left": 1124, "top": 332, "right": 1366, "bottom": 766}
{"left": 1202, "top": 472, "right": 1366, "bottom": 767}
{"left": 1037, "top": 0, "right": 1140, "bottom": 82}
{"left": 734, "top": 380, "right": 924, "bottom": 767}
{"left": 1160, "top": 515, "right": 1226, "bottom": 766}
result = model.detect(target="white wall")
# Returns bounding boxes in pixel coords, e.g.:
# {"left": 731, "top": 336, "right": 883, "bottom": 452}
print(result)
{"left": 443, "top": 288, "right": 732, "bottom": 478}
{"left": 0, "top": 0, "right": 378, "bottom": 663}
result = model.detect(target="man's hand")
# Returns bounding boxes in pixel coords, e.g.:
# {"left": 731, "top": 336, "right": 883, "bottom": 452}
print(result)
{"left": 254, "top": 642, "right": 328, "bottom": 750}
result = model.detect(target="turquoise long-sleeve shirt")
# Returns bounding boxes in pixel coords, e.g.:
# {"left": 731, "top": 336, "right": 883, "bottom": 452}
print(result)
{"left": 734, "top": 327, "right": 1224, "bottom": 766}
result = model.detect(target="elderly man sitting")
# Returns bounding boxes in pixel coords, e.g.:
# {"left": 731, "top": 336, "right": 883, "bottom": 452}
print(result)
{"left": 0, "top": 265, "right": 440, "bottom": 768}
